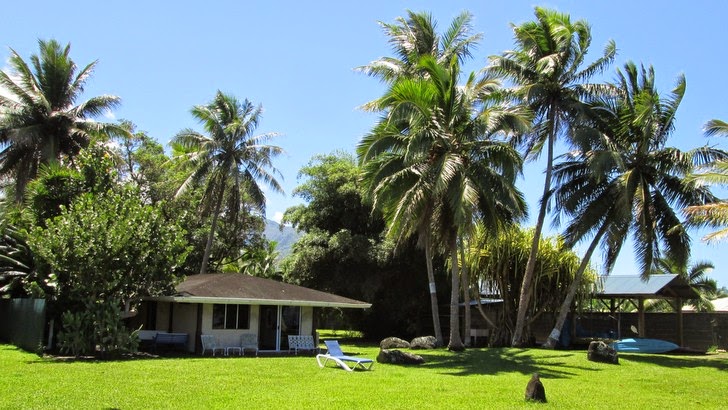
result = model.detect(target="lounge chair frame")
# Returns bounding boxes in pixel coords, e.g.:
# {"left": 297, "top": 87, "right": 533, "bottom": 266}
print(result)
{"left": 316, "top": 340, "right": 373, "bottom": 371}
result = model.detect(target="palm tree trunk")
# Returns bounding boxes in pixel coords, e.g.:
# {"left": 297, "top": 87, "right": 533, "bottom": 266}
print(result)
{"left": 543, "top": 223, "right": 608, "bottom": 348}
{"left": 459, "top": 239, "right": 471, "bottom": 346}
{"left": 447, "top": 232, "right": 464, "bottom": 351}
{"left": 512, "top": 106, "right": 557, "bottom": 347}
{"left": 200, "top": 185, "right": 225, "bottom": 274}
{"left": 42, "top": 135, "right": 60, "bottom": 165}
{"left": 424, "top": 233, "right": 444, "bottom": 346}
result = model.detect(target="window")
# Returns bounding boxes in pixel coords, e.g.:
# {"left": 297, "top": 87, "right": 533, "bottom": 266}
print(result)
{"left": 212, "top": 304, "right": 250, "bottom": 329}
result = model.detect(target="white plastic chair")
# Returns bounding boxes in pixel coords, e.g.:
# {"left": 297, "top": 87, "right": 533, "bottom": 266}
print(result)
{"left": 200, "top": 334, "right": 225, "bottom": 356}
{"left": 240, "top": 334, "right": 259, "bottom": 356}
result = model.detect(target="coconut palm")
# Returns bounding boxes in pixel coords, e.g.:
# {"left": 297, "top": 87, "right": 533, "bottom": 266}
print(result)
{"left": 684, "top": 119, "right": 728, "bottom": 242}
{"left": 172, "top": 91, "right": 283, "bottom": 274}
{"left": 357, "top": 10, "right": 481, "bottom": 84}
{"left": 648, "top": 258, "right": 718, "bottom": 312}
{"left": 488, "top": 7, "right": 617, "bottom": 346}
{"left": 0, "top": 39, "right": 125, "bottom": 202}
{"left": 357, "top": 10, "right": 483, "bottom": 346}
{"left": 359, "top": 55, "right": 528, "bottom": 350}
{"left": 542, "top": 62, "right": 724, "bottom": 347}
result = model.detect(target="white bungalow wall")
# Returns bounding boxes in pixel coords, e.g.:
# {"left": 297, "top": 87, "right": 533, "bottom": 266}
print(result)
{"left": 200, "top": 304, "right": 261, "bottom": 349}
{"left": 198, "top": 304, "right": 315, "bottom": 351}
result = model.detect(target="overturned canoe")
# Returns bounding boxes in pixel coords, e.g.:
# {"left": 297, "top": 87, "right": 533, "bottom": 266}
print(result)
{"left": 611, "top": 338, "right": 678, "bottom": 353}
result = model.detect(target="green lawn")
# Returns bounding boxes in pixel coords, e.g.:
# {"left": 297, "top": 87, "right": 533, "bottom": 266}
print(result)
{"left": 1, "top": 342, "right": 726, "bottom": 409}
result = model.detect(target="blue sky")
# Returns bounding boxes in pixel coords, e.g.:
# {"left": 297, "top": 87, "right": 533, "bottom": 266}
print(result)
{"left": 2, "top": 1, "right": 727, "bottom": 286}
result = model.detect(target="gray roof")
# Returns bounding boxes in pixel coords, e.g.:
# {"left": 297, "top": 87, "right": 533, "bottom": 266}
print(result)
{"left": 593, "top": 274, "right": 699, "bottom": 299}
{"left": 153, "top": 273, "right": 371, "bottom": 309}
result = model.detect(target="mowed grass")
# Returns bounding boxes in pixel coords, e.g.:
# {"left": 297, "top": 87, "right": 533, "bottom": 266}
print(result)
{"left": 1, "top": 342, "right": 726, "bottom": 409}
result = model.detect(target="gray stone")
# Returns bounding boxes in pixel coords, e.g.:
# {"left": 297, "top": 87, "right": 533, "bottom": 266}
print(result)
{"left": 587, "top": 340, "right": 619, "bottom": 364}
{"left": 380, "top": 337, "right": 410, "bottom": 349}
{"left": 410, "top": 336, "right": 438, "bottom": 349}
{"left": 377, "top": 349, "right": 425, "bottom": 365}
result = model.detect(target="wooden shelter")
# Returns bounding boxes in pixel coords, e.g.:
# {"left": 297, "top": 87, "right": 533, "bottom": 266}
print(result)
{"left": 591, "top": 274, "right": 698, "bottom": 346}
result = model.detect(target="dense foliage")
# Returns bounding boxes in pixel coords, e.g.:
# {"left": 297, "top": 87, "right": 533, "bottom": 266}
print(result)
{"left": 282, "top": 153, "right": 445, "bottom": 338}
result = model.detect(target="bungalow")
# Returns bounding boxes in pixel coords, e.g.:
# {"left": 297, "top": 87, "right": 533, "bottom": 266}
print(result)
{"left": 129, "top": 273, "right": 371, "bottom": 353}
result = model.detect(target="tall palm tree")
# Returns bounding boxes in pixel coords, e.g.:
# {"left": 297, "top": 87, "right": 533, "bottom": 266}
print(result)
{"left": 359, "top": 55, "right": 528, "bottom": 350}
{"left": 0, "top": 39, "right": 125, "bottom": 201}
{"left": 684, "top": 119, "right": 728, "bottom": 242}
{"left": 357, "top": 10, "right": 482, "bottom": 346}
{"left": 542, "top": 62, "right": 724, "bottom": 347}
{"left": 172, "top": 91, "right": 283, "bottom": 274}
{"left": 488, "top": 7, "right": 617, "bottom": 346}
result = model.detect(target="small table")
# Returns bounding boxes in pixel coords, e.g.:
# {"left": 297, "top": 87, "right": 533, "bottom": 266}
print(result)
{"left": 226, "top": 346, "right": 242, "bottom": 356}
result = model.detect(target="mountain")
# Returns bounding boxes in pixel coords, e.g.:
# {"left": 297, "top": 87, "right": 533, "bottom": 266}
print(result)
{"left": 263, "top": 219, "right": 301, "bottom": 260}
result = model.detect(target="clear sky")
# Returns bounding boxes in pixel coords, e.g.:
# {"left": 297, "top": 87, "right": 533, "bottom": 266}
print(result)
{"left": 2, "top": 1, "right": 727, "bottom": 286}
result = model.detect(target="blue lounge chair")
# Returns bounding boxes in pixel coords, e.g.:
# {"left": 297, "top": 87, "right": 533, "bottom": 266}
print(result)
{"left": 316, "top": 340, "right": 374, "bottom": 371}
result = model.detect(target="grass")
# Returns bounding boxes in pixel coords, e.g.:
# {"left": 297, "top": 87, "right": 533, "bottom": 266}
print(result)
{"left": 1, "top": 342, "right": 726, "bottom": 409}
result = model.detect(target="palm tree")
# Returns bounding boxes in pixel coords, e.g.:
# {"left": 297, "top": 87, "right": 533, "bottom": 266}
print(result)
{"left": 357, "top": 10, "right": 481, "bottom": 84}
{"left": 684, "top": 119, "right": 728, "bottom": 242}
{"left": 542, "top": 62, "right": 724, "bottom": 347}
{"left": 357, "top": 10, "right": 482, "bottom": 346}
{"left": 359, "top": 55, "right": 528, "bottom": 350}
{"left": 488, "top": 7, "right": 617, "bottom": 346}
{"left": 649, "top": 258, "right": 718, "bottom": 312}
{"left": 172, "top": 91, "right": 283, "bottom": 274}
{"left": 0, "top": 39, "right": 125, "bottom": 201}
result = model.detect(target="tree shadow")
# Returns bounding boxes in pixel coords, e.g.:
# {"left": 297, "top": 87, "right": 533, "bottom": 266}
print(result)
{"left": 619, "top": 353, "right": 728, "bottom": 371}
{"left": 416, "top": 347, "right": 600, "bottom": 379}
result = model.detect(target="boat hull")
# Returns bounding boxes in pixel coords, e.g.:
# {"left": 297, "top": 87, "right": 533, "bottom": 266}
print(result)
{"left": 611, "top": 338, "right": 678, "bottom": 353}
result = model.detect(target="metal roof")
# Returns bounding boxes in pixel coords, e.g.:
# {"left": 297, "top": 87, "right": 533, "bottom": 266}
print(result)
{"left": 149, "top": 273, "right": 371, "bottom": 309}
{"left": 592, "top": 274, "right": 699, "bottom": 299}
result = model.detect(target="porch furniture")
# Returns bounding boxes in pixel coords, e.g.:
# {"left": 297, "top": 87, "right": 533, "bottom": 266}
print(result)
{"left": 240, "top": 334, "right": 259, "bottom": 356}
{"left": 288, "top": 335, "right": 319, "bottom": 355}
{"left": 316, "top": 340, "right": 374, "bottom": 371}
{"left": 137, "top": 330, "right": 157, "bottom": 350}
{"left": 226, "top": 344, "right": 242, "bottom": 356}
{"left": 200, "top": 334, "right": 225, "bottom": 356}
{"left": 470, "top": 328, "right": 489, "bottom": 347}
{"left": 154, "top": 332, "right": 188, "bottom": 352}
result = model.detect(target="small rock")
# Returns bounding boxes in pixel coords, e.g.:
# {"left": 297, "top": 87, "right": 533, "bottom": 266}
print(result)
{"left": 410, "top": 336, "right": 438, "bottom": 349}
{"left": 377, "top": 349, "right": 425, "bottom": 365}
{"left": 380, "top": 337, "right": 411, "bottom": 349}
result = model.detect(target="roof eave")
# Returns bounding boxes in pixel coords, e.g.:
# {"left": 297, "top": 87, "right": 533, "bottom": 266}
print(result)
{"left": 147, "top": 295, "right": 371, "bottom": 309}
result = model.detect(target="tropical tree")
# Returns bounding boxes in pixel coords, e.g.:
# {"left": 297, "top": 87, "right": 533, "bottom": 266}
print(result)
{"left": 542, "top": 62, "right": 724, "bottom": 347}
{"left": 684, "top": 119, "right": 728, "bottom": 242}
{"left": 488, "top": 7, "right": 617, "bottom": 346}
{"left": 358, "top": 10, "right": 482, "bottom": 346}
{"left": 357, "top": 10, "right": 481, "bottom": 84}
{"left": 467, "top": 224, "right": 588, "bottom": 346}
{"left": 172, "top": 91, "right": 284, "bottom": 274}
{"left": 0, "top": 39, "right": 126, "bottom": 202}
{"left": 281, "top": 152, "right": 434, "bottom": 339}
{"left": 648, "top": 258, "right": 718, "bottom": 312}
{"left": 360, "top": 55, "right": 528, "bottom": 350}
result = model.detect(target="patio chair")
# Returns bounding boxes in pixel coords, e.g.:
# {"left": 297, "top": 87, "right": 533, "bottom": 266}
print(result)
{"left": 316, "top": 340, "right": 373, "bottom": 371}
{"left": 240, "top": 334, "right": 259, "bottom": 356}
{"left": 200, "top": 334, "right": 225, "bottom": 356}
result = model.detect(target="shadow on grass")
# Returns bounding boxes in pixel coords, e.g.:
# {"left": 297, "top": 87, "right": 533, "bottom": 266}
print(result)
{"left": 619, "top": 353, "right": 728, "bottom": 371}
{"left": 406, "top": 347, "right": 607, "bottom": 379}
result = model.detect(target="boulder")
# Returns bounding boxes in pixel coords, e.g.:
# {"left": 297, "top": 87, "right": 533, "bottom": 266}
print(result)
{"left": 587, "top": 340, "right": 619, "bottom": 364}
{"left": 377, "top": 349, "right": 425, "bottom": 365}
{"left": 410, "top": 336, "right": 438, "bottom": 349}
{"left": 380, "top": 337, "right": 411, "bottom": 349}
